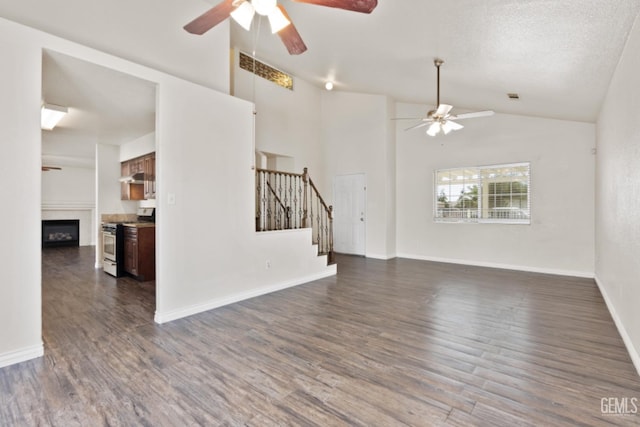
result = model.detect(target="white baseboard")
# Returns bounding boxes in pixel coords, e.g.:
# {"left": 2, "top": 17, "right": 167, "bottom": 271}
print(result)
{"left": 595, "top": 275, "right": 640, "bottom": 377}
{"left": 366, "top": 253, "right": 397, "bottom": 260}
{"left": 396, "top": 253, "right": 594, "bottom": 279}
{"left": 154, "top": 267, "right": 337, "bottom": 324}
{"left": 0, "top": 343, "right": 44, "bottom": 368}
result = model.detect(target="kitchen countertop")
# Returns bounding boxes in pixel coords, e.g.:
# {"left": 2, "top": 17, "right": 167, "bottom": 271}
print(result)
{"left": 123, "top": 223, "right": 156, "bottom": 228}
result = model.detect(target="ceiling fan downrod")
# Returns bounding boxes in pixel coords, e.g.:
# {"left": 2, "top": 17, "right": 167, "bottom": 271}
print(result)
{"left": 434, "top": 58, "right": 443, "bottom": 108}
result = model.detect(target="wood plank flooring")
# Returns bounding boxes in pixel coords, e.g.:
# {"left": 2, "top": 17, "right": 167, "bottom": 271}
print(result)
{"left": 1, "top": 246, "right": 639, "bottom": 426}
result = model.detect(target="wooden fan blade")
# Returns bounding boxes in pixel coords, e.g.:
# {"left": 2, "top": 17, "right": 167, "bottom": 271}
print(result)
{"left": 452, "top": 110, "right": 495, "bottom": 120}
{"left": 292, "top": 0, "right": 377, "bottom": 13}
{"left": 42, "top": 166, "right": 62, "bottom": 171}
{"left": 184, "top": 0, "right": 235, "bottom": 35}
{"left": 276, "top": 5, "right": 307, "bottom": 55}
{"left": 392, "top": 117, "right": 425, "bottom": 121}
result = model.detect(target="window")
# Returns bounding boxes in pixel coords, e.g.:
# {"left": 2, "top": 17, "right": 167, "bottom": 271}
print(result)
{"left": 434, "top": 162, "right": 530, "bottom": 224}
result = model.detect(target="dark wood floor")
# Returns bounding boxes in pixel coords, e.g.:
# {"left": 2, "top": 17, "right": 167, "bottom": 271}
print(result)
{"left": 1, "top": 247, "right": 639, "bottom": 426}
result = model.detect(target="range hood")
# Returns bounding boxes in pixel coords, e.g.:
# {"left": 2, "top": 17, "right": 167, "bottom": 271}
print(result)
{"left": 119, "top": 172, "right": 144, "bottom": 184}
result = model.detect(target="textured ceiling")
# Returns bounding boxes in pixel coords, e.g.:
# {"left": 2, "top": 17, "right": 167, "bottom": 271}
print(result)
{"left": 3, "top": 0, "right": 640, "bottom": 163}
{"left": 229, "top": 0, "right": 640, "bottom": 122}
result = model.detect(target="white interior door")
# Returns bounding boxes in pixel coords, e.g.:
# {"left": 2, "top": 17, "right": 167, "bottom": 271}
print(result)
{"left": 333, "top": 174, "right": 366, "bottom": 256}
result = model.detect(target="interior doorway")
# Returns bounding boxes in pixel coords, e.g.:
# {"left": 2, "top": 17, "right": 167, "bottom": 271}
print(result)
{"left": 41, "top": 49, "right": 158, "bottom": 318}
{"left": 255, "top": 150, "right": 295, "bottom": 173}
{"left": 333, "top": 173, "right": 366, "bottom": 256}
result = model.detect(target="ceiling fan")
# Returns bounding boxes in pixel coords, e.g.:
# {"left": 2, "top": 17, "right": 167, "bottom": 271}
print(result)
{"left": 396, "top": 59, "right": 494, "bottom": 136}
{"left": 183, "top": 0, "right": 378, "bottom": 55}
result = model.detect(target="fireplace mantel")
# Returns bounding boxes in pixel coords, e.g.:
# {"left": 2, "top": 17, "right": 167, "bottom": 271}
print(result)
{"left": 42, "top": 201, "right": 95, "bottom": 211}
{"left": 41, "top": 201, "right": 96, "bottom": 247}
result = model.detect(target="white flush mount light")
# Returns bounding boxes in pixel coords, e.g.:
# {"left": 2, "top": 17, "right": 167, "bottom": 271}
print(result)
{"left": 231, "top": 0, "right": 290, "bottom": 34}
{"left": 41, "top": 103, "right": 68, "bottom": 130}
{"left": 325, "top": 81, "right": 334, "bottom": 91}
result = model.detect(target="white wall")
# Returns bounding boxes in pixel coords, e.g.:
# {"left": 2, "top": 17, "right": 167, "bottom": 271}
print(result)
{"left": 42, "top": 165, "right": 96, "bottom": 246}
{"left": 156, "top": 77, "right": 334, "bottom": 321}
{"left": 97, "top": 144, "right": 137, "bottom": 215}
{"left": 320, "top": 91, "right": 397, "bottom": 259}
{"left": 120, "top": 132, "right": 156, "bottom": 161}
{"left": 0, "top": 17, "right": 334, "bottom": 367}
{"left": 42, "top": 166, "right": 95, "bottom": 203}
{"left": 0, "top": 19, "right": 43, "bottom": 367}
{"left": 0, "top": 0, "right": 230, "bottom": 93}
{"left": 396, "top": 104, "right": 595, "bottom": 277}
{"left": 232, "top": 51, "right": 324, "bottom": 183}
{"left": 595, "top": 13, "right": 640, "bottom": 374}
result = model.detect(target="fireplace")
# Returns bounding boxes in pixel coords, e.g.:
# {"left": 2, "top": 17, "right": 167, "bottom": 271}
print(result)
{"left": 42, "top": 219, "right": 80, "bottom": 248}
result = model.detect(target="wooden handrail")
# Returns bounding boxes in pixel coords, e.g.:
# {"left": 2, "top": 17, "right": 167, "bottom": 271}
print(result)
{"left": 308, "top": 178, "right": 333, "bottom": 219}
{"left": 256, "top": 167, "right": 304, "bottom": 178}
{"left": 255, "top": 166, "right": 334, "bottom": 265}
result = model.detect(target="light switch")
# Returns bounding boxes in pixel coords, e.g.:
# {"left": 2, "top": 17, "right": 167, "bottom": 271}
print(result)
{"left": 167, "top": 193, "right": 176, "bottom": 205}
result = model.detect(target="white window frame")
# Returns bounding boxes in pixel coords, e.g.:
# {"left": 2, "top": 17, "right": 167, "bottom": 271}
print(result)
{"left": 434, "top": 162, "right": 531, "bottom": 224}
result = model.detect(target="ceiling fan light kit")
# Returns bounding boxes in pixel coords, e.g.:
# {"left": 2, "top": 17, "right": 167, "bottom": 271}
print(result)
{"left": 229, "top": 2, "right": 255, "bottom": 30}
{"left": 252, "top": 0, "right": 277, "bottom": 15}
{"left": 184, "top": 0, "right": 378, "bottom": 55}
{"left": 266, "top": 7, "right": 291, "bottom": 33}
{"left": 229, "top": 0, "right": 291, "bottom": 33}
{"left": 395, "top": 58, "right": 494, "bottom": 137}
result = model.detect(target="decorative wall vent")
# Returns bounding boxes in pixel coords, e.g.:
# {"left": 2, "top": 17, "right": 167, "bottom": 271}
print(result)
{"left": 239, "top": 52, "right": 293, "bottom": 90}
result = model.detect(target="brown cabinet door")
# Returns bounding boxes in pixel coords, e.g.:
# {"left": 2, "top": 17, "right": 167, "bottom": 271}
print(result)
{"left": 130, "top": 239, "right": 139, "bottom": 276}
{"left": 130, "top": 157, "right": 144, "bottom": 174}
{"left": 137, "top": 227, "right": 155, "bottom": 281}
{"left": 143, "top": 153, "right": 156, "bottom": 200}
{"left": 123, "top": 227, "right": 155, "bottom": 281}
{"left": 124, "top": 228, "right": 139, "bottom": 276}
{"left": 121, "top": 157, "right": 146, "bottom": 200}
{"left": 121, "top": 162, "right": 130, "bottom": 200}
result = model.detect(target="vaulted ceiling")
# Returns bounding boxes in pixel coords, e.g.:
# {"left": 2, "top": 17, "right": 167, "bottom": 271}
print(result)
{"left": 2, "top": 0, "right": 640, "bottom": 159}
{"left": 228, "top": 0, "right": 640, "bottom": 122}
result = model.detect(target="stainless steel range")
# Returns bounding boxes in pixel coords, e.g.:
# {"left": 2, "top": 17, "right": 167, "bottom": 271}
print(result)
{"left": 102, "top": 208, "right": 155, "bottom": 277}
{"left": 102, "top": 222, "right": 124, "bottom": 277}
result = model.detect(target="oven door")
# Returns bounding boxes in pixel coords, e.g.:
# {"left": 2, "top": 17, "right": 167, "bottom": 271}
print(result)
{"left": 103, "top": 231, "right": 117, "bottom": 262}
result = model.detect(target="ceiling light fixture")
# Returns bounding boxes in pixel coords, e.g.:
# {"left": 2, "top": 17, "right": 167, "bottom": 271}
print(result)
{"left": 267, "top": 7, "right": 290, "bottom": 33}
{"left": 426, "top": 119, "right": 463, "bottom": 137}
{"left": 230, "top": 2, "right": 255, "bottom": 30}
{"left": 230, "top": 0, "right": 290, "bottom": 33}
{"left": 41, "top": 103, "right": 68, "bottom": 130}
{"left": 325, "top": 81, "right": 334, "bottom": 91}
{"left": 252, "top": 0, "right": 276, "bottom": 15}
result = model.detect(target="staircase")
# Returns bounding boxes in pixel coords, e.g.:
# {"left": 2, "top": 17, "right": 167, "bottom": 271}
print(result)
{"left": 255, "top": 167, "right": 334, "bottom": 265}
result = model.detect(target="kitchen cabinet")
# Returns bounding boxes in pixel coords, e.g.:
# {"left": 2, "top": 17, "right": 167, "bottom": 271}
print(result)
{"left": 130, "top": 157, "right": 144, "bottom": 174}
{"left": 120, "top": 152, "right": 155, "bottom": 201}
{"left": 124, "top": 225, "right": 155, "bottom": 281}
{"left": 121, "top": 161, "right": 144, "bottom": 201}
{"left": 143, "top": 153, "right": 156, "bottom": 200}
